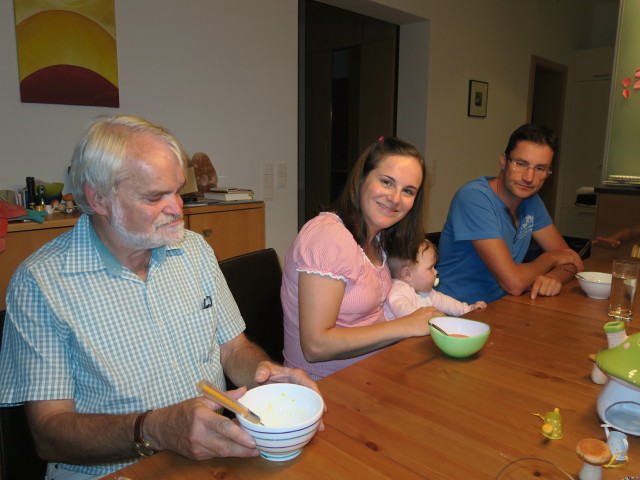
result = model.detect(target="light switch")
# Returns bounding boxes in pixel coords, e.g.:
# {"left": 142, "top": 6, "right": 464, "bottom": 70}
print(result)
{"left": 263, "top": 163, "right": 274, "bottom": 200}
{"left": 277, "top": 162, "right": 287, "bottom": 188}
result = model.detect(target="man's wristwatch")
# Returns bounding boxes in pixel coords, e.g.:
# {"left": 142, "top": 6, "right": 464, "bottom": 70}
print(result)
{"left": 133, "top": 410, "right": 157, "bottom": 458}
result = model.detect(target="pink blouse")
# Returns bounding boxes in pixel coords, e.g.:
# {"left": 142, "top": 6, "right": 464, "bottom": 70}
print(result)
{"left": 281, "top": 213, "right": 392, "bottom": 380}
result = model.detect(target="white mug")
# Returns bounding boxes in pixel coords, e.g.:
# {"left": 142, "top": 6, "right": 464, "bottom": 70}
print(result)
{"left": 607, "top": 430, "right": 628, "bottom": 460}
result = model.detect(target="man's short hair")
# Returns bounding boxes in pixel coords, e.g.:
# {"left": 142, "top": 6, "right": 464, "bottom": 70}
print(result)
{"left": 504, "top": 123, "right": 558, "bottom": 157}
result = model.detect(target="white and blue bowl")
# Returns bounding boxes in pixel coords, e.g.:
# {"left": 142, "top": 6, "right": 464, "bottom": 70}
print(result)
{"left": 237, "top": 383, "right": 324, "bottom": 461}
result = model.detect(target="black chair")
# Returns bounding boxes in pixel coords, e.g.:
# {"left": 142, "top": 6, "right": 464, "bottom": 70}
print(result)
{"left": 218, "top": 248, "right": 285, "bottom": 365}
{"left": 524, "top": 236, "right": 592, "bottom": 263}
{"left": 425, "top": 231, "right": 441, "bottom": 248}
{"left": 0, "top": 310, "right": 47, "bottom": 480}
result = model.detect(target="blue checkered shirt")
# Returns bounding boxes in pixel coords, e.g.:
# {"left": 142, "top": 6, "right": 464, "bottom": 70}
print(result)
{"left": 0, "top": 214, "right": 245, "bottom": 476}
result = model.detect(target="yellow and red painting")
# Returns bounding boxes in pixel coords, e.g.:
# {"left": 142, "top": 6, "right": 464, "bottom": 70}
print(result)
{"left": 14, "top": 0, "right": 119, "bottom": 107}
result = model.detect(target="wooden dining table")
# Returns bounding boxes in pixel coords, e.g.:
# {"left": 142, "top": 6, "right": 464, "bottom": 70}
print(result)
{"left": 103, "top": 254, "right": 640, "bottom": 479}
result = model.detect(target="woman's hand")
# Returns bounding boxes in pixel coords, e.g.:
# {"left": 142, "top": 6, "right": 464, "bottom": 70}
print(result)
{"left": 298, "top": 272, "right": 438, "bottom": 361}
{"left": 402, "top": 306, "right": 443, "bottom": 336}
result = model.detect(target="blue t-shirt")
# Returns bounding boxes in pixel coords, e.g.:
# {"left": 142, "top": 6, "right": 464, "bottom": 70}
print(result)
{"left": 437, "top": 176, "right": 552, "bottom": 304}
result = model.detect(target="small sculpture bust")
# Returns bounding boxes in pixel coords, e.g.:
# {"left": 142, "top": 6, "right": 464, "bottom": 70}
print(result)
{"left": 191, "top": 152, "right": 218, "bottom": 193}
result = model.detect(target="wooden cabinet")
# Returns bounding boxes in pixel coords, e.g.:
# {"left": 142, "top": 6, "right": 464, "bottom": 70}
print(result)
{"left": 593, "top": 189, "right": 640, "bottom": 258}
{"left": 574, "top": 47, "right": 614, "bottom": 81}
{"left": 0, "top": 202, "right": 265, "bottom": 310}
{"left": 184, "top": 203, "right": 265, "bottom": 261}
{"left": 1, "top": 214, "right": 78, "bottom": 312}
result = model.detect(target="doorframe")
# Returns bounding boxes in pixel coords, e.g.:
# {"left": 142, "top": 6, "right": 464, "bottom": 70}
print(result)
{"left": 526, "top": 55, "right": 568, "bottom": 221}
{"left": 526, "top": 55, "right": 568, "bottom": 125}
{"left": 298, "top": 0, "right": 430, "bottom": 228}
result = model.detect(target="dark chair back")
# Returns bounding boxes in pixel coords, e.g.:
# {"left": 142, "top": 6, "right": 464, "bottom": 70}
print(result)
{"left": 218, "top": 248, "right": 285, "bottom": 365}
{"left": 425, "top": 231, "right": 441, "bottom": 248}
{"left": 0, "top": 310, "right": 47, "bottom": 480}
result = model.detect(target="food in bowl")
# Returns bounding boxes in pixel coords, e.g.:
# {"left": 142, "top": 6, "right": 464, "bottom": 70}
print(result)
{"left": 236, "top": 383, "right": 324, "bottom": 461}
{"left": 428, "top": 316, "right": 490, "bottom": 358}
{"left": 577, "top": 272, "right": 612, "bottom": 299}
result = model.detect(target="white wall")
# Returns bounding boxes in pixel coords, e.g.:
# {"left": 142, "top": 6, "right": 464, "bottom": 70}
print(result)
{"left": 353, "top": 0, "right": 612, "bottom": 234}
{"left": 0, "top": 0, "right": 617, "bottom": 258}
{"left": 0, "top": 0, "right": 299, "bottom": 257}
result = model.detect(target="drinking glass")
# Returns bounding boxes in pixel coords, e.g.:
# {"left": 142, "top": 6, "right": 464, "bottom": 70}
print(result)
{"left": 495, "top": 457, "right": 574, "bottom": 479}
{"left": 608, "top": 259, "right": 640, "bottom": 321}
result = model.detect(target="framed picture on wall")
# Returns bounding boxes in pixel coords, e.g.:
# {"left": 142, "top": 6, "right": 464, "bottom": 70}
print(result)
{"left": 13, "top": 0, "right": 119, "bottom": 107}
{"left": 468, "top": 80, "right": 488, "bottom": 117}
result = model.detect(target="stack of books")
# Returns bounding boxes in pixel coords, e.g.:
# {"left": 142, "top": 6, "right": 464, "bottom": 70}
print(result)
{"left": 204, "top": 187, "right": 254, "bottom": 202}
{"left": 602, "top": 175, "right": 640, "bottom": 187}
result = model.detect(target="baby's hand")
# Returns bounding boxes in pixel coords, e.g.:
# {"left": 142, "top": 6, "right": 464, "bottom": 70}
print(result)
{"left": 472, "top": 301, "right": 487, "bottom": 310}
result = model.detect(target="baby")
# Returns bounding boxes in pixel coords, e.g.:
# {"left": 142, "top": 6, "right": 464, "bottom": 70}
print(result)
{"left": 384, "top": 239, "right": 487, "bottom": 320}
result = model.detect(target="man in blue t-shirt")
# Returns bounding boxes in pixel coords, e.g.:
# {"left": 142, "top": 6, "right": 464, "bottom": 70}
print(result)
{"left": 438, "top": 124, "right": 584, "bottom": 304}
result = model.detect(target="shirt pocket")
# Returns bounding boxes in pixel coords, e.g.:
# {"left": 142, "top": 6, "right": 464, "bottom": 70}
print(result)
{"left": 178, "top": 306, "right": 218, "bottom": 364}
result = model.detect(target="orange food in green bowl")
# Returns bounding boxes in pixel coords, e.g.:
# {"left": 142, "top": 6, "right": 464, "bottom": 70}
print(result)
{"left": 429, "top": 316, "right": 490, "bottom": 358}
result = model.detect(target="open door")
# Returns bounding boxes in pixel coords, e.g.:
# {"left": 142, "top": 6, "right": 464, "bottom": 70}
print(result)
{"left": 527, "top": 55, "right": 568, "bottom": 220}
{"left": 301, "top": 0, "right": 398, "bottom": 225}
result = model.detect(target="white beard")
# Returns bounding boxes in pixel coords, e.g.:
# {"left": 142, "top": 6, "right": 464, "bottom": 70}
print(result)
{"left": 110, "top": 198, "right": 184, "bottom": 249}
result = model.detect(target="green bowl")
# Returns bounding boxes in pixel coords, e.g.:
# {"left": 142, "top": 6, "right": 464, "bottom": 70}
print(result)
{"left": 43, "top": 182, "right": 64, "bottom": 197}
{"left": 429, "top": 316, "right": 491, "bottom": 358}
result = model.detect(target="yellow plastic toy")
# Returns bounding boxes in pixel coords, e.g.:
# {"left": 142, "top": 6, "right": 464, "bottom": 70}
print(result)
{"left": 533, "top": 408, "right": 563, "bottom": 440}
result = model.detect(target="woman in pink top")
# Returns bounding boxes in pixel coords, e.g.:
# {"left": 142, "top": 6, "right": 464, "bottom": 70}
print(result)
{"left": 281, "top": 137, "right": 443, "bottom": 380}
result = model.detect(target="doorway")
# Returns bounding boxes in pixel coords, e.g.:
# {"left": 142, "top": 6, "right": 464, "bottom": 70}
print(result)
{"left": 300, "top": 0, "right": 399, "bottom": 226}
{"left": 527, "top": 55, "right": 568, "bottom": 220}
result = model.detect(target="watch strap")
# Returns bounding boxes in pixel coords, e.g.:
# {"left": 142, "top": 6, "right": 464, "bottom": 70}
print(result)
{"left": 133, "top": 410, "right": 156, "bottom": 457}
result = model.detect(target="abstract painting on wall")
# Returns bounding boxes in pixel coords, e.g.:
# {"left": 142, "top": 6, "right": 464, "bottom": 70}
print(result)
{"left": 14, "top": 0, "right": 119, "bottom": 107}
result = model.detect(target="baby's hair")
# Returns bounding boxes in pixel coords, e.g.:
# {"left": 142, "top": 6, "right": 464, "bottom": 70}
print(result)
{"left": 388, "top": 239, "right": 438, "bottom": 279}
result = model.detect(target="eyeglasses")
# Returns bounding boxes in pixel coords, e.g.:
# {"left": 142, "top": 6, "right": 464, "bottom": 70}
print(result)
{"left": 507, "top": 157, "right": 552, "bottom": 178}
